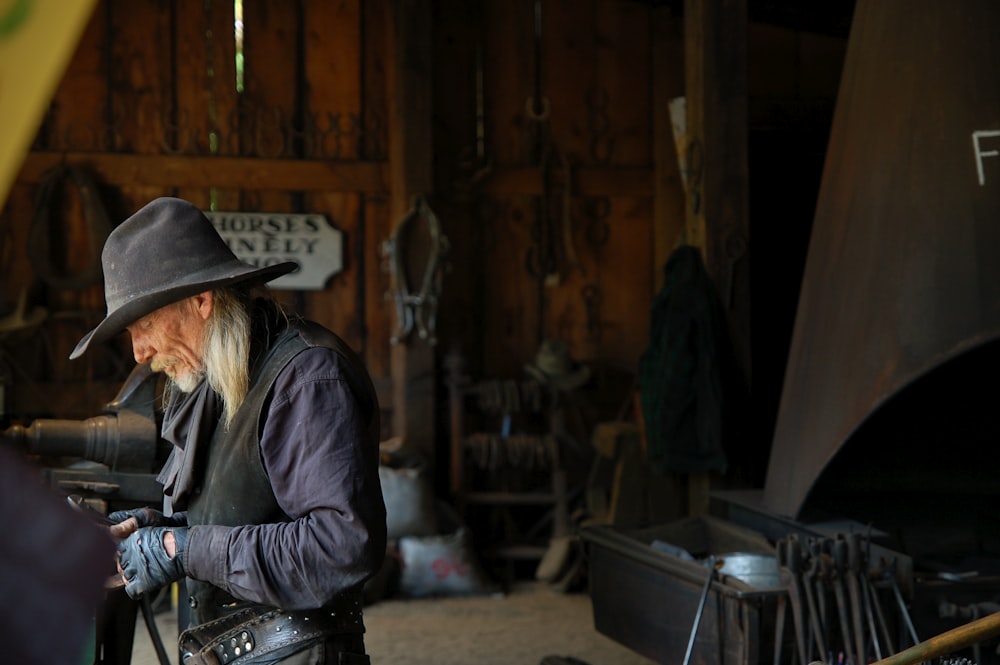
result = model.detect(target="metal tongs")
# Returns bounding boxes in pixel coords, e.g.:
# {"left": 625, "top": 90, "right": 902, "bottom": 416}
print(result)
{"left": 65, "top": 495, "right": 126, "bottom": 589}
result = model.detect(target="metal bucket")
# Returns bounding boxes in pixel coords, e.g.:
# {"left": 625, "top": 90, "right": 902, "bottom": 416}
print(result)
{"left": 717, "top": 552, "right": 781, "bottom": 590}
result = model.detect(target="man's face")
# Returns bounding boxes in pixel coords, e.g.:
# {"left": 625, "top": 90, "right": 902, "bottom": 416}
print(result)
{"left": 127, "top": 294, "right": 212, "bottom": 392}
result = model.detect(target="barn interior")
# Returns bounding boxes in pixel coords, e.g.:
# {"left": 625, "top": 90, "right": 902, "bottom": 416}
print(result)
{"left": 3, "top": 0, "right": 1000, "bottom": 664}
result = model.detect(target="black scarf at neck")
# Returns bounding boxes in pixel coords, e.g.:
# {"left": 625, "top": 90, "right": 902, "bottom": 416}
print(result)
{"left": 155, "top": 298, "right": 289, "bottom": 511}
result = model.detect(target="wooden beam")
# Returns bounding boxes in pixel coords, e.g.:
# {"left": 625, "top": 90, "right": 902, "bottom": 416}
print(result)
{"left": 16, "top": 151, "right": 657, "bottom": 210}
{"left": 683, "top": 0, "right": 749, "bottom": 516}
{"left": 387, "top": 0, "right": 436, "bottom": 468}
{"left": 684, "top": 0, "right": 748, "bottom": 275}
{"left": 18, "top": 152, "right": 389, "bottom": 193}
{"left": 653, "top": 7, "right": 687, "bottom": 291}
{"left": 479, "top": 166, "right": 657, "bottom": 198}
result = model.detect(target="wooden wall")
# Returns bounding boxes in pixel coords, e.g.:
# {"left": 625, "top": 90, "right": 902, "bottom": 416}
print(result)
{"left": 1, "top": 0, "right": 668, "bottom": 425}
{"left": 434, "top": 0, "right": 662, "bottom": 386}
{"left": 0, "top": 0, "right": 847, "bottom": 490}
{"left": 2, "top": 0, "right": 394, "bottom": 420}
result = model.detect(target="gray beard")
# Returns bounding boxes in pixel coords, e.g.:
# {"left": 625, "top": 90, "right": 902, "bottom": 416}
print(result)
{"left": 168, "top": 364, "right": 206, "bottom": 394}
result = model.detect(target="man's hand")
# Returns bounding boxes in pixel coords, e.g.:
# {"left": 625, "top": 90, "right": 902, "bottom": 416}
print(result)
{"left": 116, "top": 526, "right": 188, "bottom": 599}
{"left": 108, "top": 507, "right": 186, "bottom": 540}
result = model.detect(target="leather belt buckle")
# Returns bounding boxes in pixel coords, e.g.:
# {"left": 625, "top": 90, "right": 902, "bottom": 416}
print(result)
{"left": 213, "top": 628, "right": 256, "bottom": 662}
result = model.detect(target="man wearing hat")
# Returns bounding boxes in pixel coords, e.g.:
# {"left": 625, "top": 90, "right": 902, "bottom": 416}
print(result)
{"left": 72, "top": 197, "right": 386, "bottom": 664}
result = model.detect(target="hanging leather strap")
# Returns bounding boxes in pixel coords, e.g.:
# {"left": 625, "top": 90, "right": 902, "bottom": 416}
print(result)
{"left": 27, "top": 164, "right": 112, "bottom": 291}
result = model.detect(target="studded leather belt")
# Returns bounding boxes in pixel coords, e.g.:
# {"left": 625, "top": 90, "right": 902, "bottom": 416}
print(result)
{"left": 179, "top": 597, "right": 365, "bottom": 665}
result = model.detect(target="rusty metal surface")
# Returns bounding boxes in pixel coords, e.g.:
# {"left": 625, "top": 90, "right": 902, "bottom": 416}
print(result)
{"left": 764, "top": 0, "right": 1000, "bottom": 518}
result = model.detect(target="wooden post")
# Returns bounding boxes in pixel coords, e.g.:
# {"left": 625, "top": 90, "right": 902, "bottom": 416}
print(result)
{"left": 652, "top": 7, "right": 687, "bottom": 293}
{"left": 683, "top": 0, "right": 748, "bottom": 516}
{"left": 386, "top": 0, "right": 437, "bottom": 469}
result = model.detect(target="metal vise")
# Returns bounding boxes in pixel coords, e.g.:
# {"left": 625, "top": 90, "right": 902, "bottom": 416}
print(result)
{"left": 2, "top": 362, "right": 168, "bottom": 505}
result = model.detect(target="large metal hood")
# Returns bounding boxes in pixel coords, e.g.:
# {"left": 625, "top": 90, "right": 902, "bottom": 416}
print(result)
{"left": 764, "top": 0, "right": 1000, "bottom": 521}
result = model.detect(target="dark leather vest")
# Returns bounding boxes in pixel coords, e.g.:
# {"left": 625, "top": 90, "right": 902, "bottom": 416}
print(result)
{"left": 184, "top": 319, "right": 377, "bottom": 625}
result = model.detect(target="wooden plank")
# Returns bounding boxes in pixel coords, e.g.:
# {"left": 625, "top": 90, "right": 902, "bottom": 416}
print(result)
{"left": 683, "top": 0, "right": 749, "bottom": 516}
{"left": 170, "top": 0, "right": 213, "bottom": 215}
{"left": 302, "top": 0, "right": 364, "bottom": 347}
{"left": 0, "top": 184, "right": 33, "bottom": 310}
{"left": 487, "top": 0, "right": 537, "bottom": 165}
{"left": 241, "top": 0, "right": 300, "bottom": 163}
{"left": 386, "top": 0, "right": 436, "bottom": 460}
{"left": 18, "top": 153, "right": 388, "bottom": 193}
{"left": 431, "top": 0, "right": 485, "bottom": 387}
{"left": 537, "top": 0, "right": 596, "bottom": 360}
{"left": 109, "top": 0, "right": 172, "bottom": 210}
{"left": 362, "top": 0, "right": 392, "bottom": 382}
{"left": 479, "top": 166, "right": 653, "bottom": 197}
{"left": 544, "top": 0, "right": 594, "bottom": 163}
{"left": 363, "top": 196, "right": 392, "bottom": 381}
{"left": 173, "top": 0, "right": 241, "bottom": 209}
{"left": 683, "top": 0, "right": 748, "bottom": 277}
{"left": 239, "top": 0, "right": 306, "bottom": 360}
{"left": 34, "top": 4, "right": 112, "bottom": 382}
{"left": 45, "top": 2, "right": 109, "bottom": 152}
{"left": 40, "top": 2, "right": 107, "bottom": 297}
{"left": 653, "top": 7, "right": 686, "bottom": 291}
{"left": 480, "top": 193, "right": 538, "bottom": 379}
{"left": 0, "top": 0, "right": 131, "bottom": 400}
{"left": 241, "top": 0, "right": 302, "bottom": 314}
{"left": 566, "top": 0, "right": 655, "bottom": 369}
{"left": 599, "top": 0, "right": 652, "bottom": 168}
{"left": 478, "top": 0, "right": 539, "bottom": 377}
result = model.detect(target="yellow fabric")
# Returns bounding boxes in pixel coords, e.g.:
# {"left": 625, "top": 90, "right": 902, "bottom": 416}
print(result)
{"left": 0, "top": 0, "right": 97, "bottom": 207}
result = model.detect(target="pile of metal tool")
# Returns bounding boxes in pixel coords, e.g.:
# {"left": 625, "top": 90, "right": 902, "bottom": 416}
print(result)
{"left": 774, "top": 532, "right": 919, "bottom": 665}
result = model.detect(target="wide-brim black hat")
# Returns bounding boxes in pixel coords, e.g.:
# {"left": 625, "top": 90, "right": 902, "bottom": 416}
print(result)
{"left": 70, "top": 197, "right": 296, "bottom": 359}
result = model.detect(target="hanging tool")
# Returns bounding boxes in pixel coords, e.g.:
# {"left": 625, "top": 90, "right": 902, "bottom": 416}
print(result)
{"left": 523, "top": 0, "right": 557, "bottom": 295}
{"left": 864, "top": 565, "right": 895, "bottom": 656}
{"left": 27, "top": 164, "right": 112, "bottom": 291}
{"left": 522, "top": 0, "right": 584, "bottom": 295}
{"left": 526, "top": 0, "right": 548, "bottom": 128}
{"left": 854, "top": 531, "right": 895, "bottom": 660}
{"left": 860, "top": 560, "right": 884, "bottom": 661}
{"left": 682, "top": 555, "right": 723, "bottom": 665}
{"left": 581, "top": 284, "right": 601, "bottom": 338}
{"left": 885, "top": 558, "right": 921, "bottom": 649}
{"left": 544, "top": 147, "right": 581, "bottom": 276}
{"left": 844, "top": 534, "right": 868, "bottom": 664}
{"left": 777, "top": 535, "right": 810, "bottom": 665}
{"left": 831, "top": 536, "right": 858, "bottom": 665}
{"left": 811, "top": 538, "right": 833, "bottom": 658}
{"left": 801, "top": 539, "right": 829, "bottom": 662}
{"left": 774, "top": 585, "right": 788, "bottom": 665}
{"left": 454, "top": 0, "right": 492, "bottom": 191}
{"left": 869, "top": 610, "right": 1000, "bottom": 665}
{"left": 384, "top": 196, "right": 450, "bottom": 346}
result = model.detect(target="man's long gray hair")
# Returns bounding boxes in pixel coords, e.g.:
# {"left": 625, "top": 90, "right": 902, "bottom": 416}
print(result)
{"left": 203, "top": 288, "right": 253, "bottom": 426}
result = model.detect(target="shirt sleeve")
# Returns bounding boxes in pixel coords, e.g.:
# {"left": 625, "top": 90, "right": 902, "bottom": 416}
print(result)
{"left": 185, "top": 347, "right": 387, "bottom": 610}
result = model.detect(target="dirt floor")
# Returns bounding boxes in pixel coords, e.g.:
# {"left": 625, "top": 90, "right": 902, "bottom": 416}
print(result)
{"left": 130, "top": 582, "right": 658, "bottom": 665}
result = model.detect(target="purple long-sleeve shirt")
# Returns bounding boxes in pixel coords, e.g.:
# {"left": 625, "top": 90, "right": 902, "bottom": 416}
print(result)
{"left": 183, "top": 346, "right": 386, "bottom": 610}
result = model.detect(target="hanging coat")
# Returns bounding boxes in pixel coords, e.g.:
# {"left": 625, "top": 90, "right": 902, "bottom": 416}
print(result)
{"left": 638, "top": 245, "right": 731, "bottom": 474}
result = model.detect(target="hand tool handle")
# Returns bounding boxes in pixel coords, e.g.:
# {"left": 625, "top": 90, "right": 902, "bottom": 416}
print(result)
{"left": 683, "top": 555, "right": 719, "bottom": 665}
{"left": 870, "top": 611, "right": 1000, "bottom": 665}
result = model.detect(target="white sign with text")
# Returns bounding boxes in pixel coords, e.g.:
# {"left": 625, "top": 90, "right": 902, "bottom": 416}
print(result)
{"left": 207, "top": 211, "right": 343, "bottom": 290}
